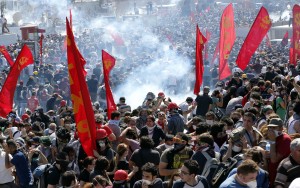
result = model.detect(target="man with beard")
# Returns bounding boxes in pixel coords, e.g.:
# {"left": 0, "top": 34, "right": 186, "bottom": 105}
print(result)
{"left": 46, "top": 152, "right": 70, "bottom": 188}
{"left": 159, "top": 132, "right": 193, "bottom": 180}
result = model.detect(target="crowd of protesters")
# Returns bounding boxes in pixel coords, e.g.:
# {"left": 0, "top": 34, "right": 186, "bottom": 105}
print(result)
{"left": 0, "top": 1, "right": 300, "bottom": 188}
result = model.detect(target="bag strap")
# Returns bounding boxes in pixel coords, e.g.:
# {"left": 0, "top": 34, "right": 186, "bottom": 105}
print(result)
{"left": 201, "top": 151, "right": 213, "bottom": 177}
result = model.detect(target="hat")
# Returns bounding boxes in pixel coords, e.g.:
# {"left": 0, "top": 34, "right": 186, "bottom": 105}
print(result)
{"left": 96, "top": 129, "right": 107, "bottom": 140}
{"left": 21, "top": 114, "right": 30, "bottom": 121}
{"left": 15, "top": 137, "right": 25, "bottom": 148}
{"left": 203, "top": 86, "right": 210, "bottom": 93}
{"left": 242, "top": 74, "right": 247, "bottom": 79}
{"left": 268, "top": 118, "right": 283, "bottom": 127}
{"left": 40, "top": 136, "right": 51, "bottom": 146}
{"left": 168, "top": 102, "right": 179, "bottom": 110}
{"left": 32, "top": 136, "right": 40, "bottom": 143}
{"left": 114, "top": 170, "right": 128, "bottom": 181}
{"left": 233, "top": 72, "right": 240, "bottom": 77}
{"left": 60, "top": 100, "right": 67, "bottom": 107}
{"left": 262, "top": 105, "right": 273, "bottom": 114}
{"left": 158, "top": 92, "right": 165, "bottom": 97}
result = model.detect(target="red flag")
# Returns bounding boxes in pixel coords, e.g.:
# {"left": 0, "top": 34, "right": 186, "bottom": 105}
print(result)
{"left": 266, "top": 34, "right": 272, "bottom": 48}
{"left": 0, "top": 45, "right": 34, "bottom": 117}
{"left": 0, "top": 46, "right": 14, "bottom": 67}
{"left": 204, "top": 30, "right": 211, "bottom": 60}
{"left": 280, "top": 31, "right": 289, "bottom": 47}
{"left": 219, "top": 3, "right": 236, "bottom": 80}
{"left": 292, "top": 5, "right": 300, "bottom": 66}
{"left": 211, "top": 40, "right": 220, "bottom": 66}
{"left": 102, "top": 50, "right": 117, "bottom": 119}
{"left": 290, "top": 47, "right": 294, "bottom": 65}
{"left": 110, "top": 33, "right": 125, "bottom": 46}
{"left": 66, "top": 18, "right": 96, "bottom": 156}
{"left": 236, "top": 7, "right": 271, "bottom": 71}
{"left": 194, "top": 25, "right": 207, "bottom": 95}
{"left": 39, "top": 34, "right": 44, "bottom": 64}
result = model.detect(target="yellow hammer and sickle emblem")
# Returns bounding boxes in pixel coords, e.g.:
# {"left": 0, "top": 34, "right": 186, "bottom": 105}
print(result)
{"left": 104, "top": 60, "right": 112, "bottom": 71}
{"left": 0, "top": 48, "right": 4, "bottom": 53}
{"left": 18, "top": 57, "right": 28, "bottom": 70}
{"left": 224, "top": 17, "right": 233, "bottom": 28}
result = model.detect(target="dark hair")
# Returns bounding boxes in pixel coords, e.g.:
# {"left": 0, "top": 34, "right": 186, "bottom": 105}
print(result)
{"left": 210, "top": 124, "right": 223, "bottom": 138}
{"left": 83, "top": 156, "right": 95, "bottom": 168}
{"left": 61, "top": 171, "right": 76, "bottom": 187}
{"left": 62, "top": 146, "right": 75, "bottom": 156}
{"left": 7, "top": 139, "right": 17, "bottom": 148}
{"left": 92, "top": 175, "right": 109, "bottom": 187}
{"left": 237, "top": 159, "right": 259, "bottom": 176}
{"left": 250, "top": 92, "right": 261, "bottom": 100}
{"left": 244, "top": 148, "right": 263, "bottom": 164}
{"left": 195, "top": 123, "right": 210, "bottom": 135}
{"left": 141, "top": 162, "right": 158, "bottom": 176}
{"left": 198, "top": 133, "right": 214, "bottom": 147}
{"left": 220, "top": 116, "right": 234, "bottom": 127}
{"left": 140, "top": 136, "right": 154, "bottom": 149}
{"left": 56, "top": 152, "right": 68, "bottom": 161}
{"left": 243, "top": 112, "right": 256, "bottom": 122}
{"left": 147, "top": 115, "right": 155, "bottom": 122}
{"left": 111, "top": 111, "right": 121, "bottom": 120}
{"left": 293, "top": 101, "right": 300, "bottom": 114}
{"left": 95, "top": 156, "right": 109, "bottom": 171}
{"left": 126, "top": 129, "right": 138, "bottom": 140}
{"left": 183, "top": 160, "right": 199, "bottom": 175}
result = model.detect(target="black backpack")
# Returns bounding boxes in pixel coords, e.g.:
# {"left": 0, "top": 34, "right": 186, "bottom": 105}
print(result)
{"left": 211, "top": 157, "right": 238, "bottom": 188}
{"left": 32, "top": 163, "right": 52, "bottom": 188}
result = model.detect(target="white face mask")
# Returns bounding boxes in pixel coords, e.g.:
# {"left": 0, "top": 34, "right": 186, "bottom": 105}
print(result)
{"left": 232, "top": 145, "right": 242, "bottom": 152}
{"left": 226, "top": 130, "right": 232, "bottom": 135}
{"left": 142, "top": 179, "right": 152, "bottom": 186}
{"left": 165, "top": 144, "right": 173, "bottom": 149}
{"left": 246, "top": 180, "right": 257, "bottom": 188}
{"left": 206, "top": 120, "right": 214, "bottom": 125}
{"left": 98, "top": 141, "right": 106, "bottom": 149}
{"left": 274, "top": 130, "right": 282, "bottom": 137}
{"left": 193, "top": 125, "right": 197, "bottom": 130}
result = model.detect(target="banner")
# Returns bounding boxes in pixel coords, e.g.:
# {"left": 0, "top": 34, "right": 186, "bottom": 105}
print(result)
{"left": 211, "top": 40, "right": 219, "bottom": 66}
{"left": 66, "top": 18, "right": 96, "bottom": 156}
{"left": 0, "top": 45, "right": 33, "bottom": 117}
{"left": 219, "top": 3, "right": 236, "bottom": 80}
{"left": 236, "top": 7, "right": 271, "bottom": 71}
{"left": 292, "top": 5, "right": 300, "bottom": 65}
{"left": 280, "top": 31, "right": 289, "bottom": 47}
{"left": 39, "top": 34, "right": 44, "bottom": 64}
{"left": 0, "top": 46, "right": 14, "bottom": 67}
{"left": 102, "top": 50, "right": 117, "bottom": 119}
{"left": 204, "top": 30, "right": 211, "bottom": 60}
{"left": 194, "top": 25, "right": 207, "bottom": 95}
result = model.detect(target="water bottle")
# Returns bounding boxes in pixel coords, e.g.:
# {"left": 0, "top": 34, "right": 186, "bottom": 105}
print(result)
{"left": 266, "top": 142, "right": 270, "bottom": 152}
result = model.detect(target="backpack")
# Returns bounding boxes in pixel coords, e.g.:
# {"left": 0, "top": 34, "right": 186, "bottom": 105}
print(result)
{"left": 201, "top": 151, "right": 220, "bottom": 183}
{"left": 32, "top": 163, "right": 52, "bottom": 188}
{"left": 211, "top": 157, "right": 238, "bottom": 188}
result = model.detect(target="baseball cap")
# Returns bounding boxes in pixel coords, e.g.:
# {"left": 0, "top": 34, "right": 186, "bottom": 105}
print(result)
{"left": 114, "top": 170, "right": 128, "bottom": 181}
{"left": 262, "top": 105, "right": 273, "bottom": 114}
{"left": 203, "top": 86, "right": 210, "bottom": 92}
{"left": 21, "top": 114, "right": 30, "bottom": 121}
{"left": 168, "top": 102, "right": 179, "bottom": 110}
{"left": 40, "top": 136, "right": 51, "bottom": 146}
{"left": 268, "top": 118, "right": 283, "bottom": 127}
{"left": 60, "top": 100, "right": 67, "bottom": 107}
{"left": 96, "top": 129, "right": 108, "bottom": 140}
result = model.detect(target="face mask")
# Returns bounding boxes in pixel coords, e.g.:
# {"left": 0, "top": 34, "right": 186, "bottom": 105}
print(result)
{"left": 246, "top": 180, "right": 257, "bottom": 188}
{"left": 193, "top": 125, "right": 197, "bottom": 130}
{"left": 174, "top": 143, "right": 185, "bottom": 151}
{"left": 216, "top": 87, "right": 222, "bottom": 91}
{"left": 206, "top": 120, "right": 214, "bottom": 125}
{"left": 274, "top": 130, "right": 282, "bottom": 137}
{"left": 98, "top": 141, "right": 106, "bottom": 149}
{"left": 226, "top": 130, "right": 232, "bottom": 135}
{"left": 244, "top": 81, "right": 249, "bottom": 85}
{"left": 142, "top": 179, "right": 152, "bottom": 186}
{"left": 165, "top": 144, "right": 173, "bottom": 149}
{"left": 232, "top": 145, "right": 242, "bottom": 153}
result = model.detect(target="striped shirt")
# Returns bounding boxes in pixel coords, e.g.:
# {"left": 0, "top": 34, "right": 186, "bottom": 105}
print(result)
{"left": 274, "top": 155, "right": 300, "bottom": 188}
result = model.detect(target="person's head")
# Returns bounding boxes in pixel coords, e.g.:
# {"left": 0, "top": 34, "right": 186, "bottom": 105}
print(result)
{"left": 185, "top": 97, "right": 193, "bottom": 105}
{"left": 95, "top": 156, "right": 109, "bottom": 171}
{"left": 180, "top": 160, "right": 199, "bottom": 183}
{"left": 203, "top": 86, "right": 210, "bottom": 94}
{"left": 168, "top": 102, "right": 179, "bottom": 113}
{"left": 83, "top": 156, "right": 95, "bottom": 172}
{"left": 173, "top": 132, "right": 189, "bottom": 150}
{"left": 220, "top": 116, "right": 234, "bottom": 133}
{"left": 197, "top": 133, "right": 214, "bottom": 150}
{"left": 244, "top": 148, "right": 263, "bottom": 165}
{"left": 48, "top": 123, "right": 57, "bottom": 134}
{"left": 210, "top": 123, "right": 225, "bottom": 140}
{"left": 243, "top": 112, "right": 256, "bottom": 130}
{"left": 119, "top": 97, "right": 126, "bottom": 104}
{"left": 262, "top": 105, "right": 274, "bottom": 117}
{"left": 117, "top": 143, "right": 128, "bottom": 159}
{"left": 113, "top": 170, "right": 129, "bottom": 185}
{"left": 55, "top": 152, "right": 69, "bottom": 172}
{"left": 205, "top": 111, "right": 216, "bottom": 124}
{"left": 140, "top": 136, "right": 154, "bottom": 149}
{"left": 96, "top": 129, "right": 109, "bottom": 151}
{"left": 6, "top": 139, "right": 17, "bottom": 154}
{"left": 142, "top": 162, "right": 158, "bottom": 183}
{"left": 146, "top": 115, "right": 155, "bottom": 128}
{"left": 92, "top": 175, "right": 109, "bottom": 188}
{"left": 61, "top": 171, "right": 78, "bottom": 188}
{"left": 267, "top": 118, "right": 284, "bottom": 138}
{"left": 56, "top": 128, "right": 71, "bottom": 145}
{"left": 165, "top": 134, "right": 174, "bottom": 147}
{"left": 95, "top": 114, "right": 104, "bottom": 124}
{"left": 128, "top": 116, "right": 137, "bottom": 127}
{"left": 290, "top": 138, "right": 300, "bottom": 164}
{"left": 236, "top": 159, "right": 259, "bottom": 186}
{"left": 293, "top": 101, "right": 300, "bottom": 115}
{"left": 111, "top": 111, "right": 121, "bottom": 120}
{"left": 62, "top": 146, "right": 76, "bottom": 162}
{"left": 230, "top": 111, "right": 242, "bottom": 124}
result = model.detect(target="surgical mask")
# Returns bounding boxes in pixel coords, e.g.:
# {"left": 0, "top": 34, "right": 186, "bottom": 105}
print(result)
{"left": 142, "top": 179, "right": 152, "bottom": 186}
{"left": 165, "top": 144, "right": 173, "bottom": 149}
{"left": 226, "top": 130, "right": 232, "bottom": 135}
{"left": 274, "top": 130, "right": 282, "bottom": 137}
{"left": 246, "top": 180, "right": 257, "bottom": 188}
{"left": 193, "top": 125, "right": 197, "bottom": 130}
{"left": 206, "top": 120, "right": 214, "bottom": 125}
{"left": 232, "top": 145, "right": 242, "bottom": 152}
{"left": 98, "top": 141, "right": 106, "bottom": 149}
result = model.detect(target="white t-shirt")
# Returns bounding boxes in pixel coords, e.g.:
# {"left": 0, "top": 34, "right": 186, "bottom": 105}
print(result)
{"left": 183, "top": 176, "right": 205, "bottom": 188}
{"left": 289, "top": 178, "right": 300, "bottom": 188}
{"left": 0, "top": 150, "right": 14, "bottom": 184}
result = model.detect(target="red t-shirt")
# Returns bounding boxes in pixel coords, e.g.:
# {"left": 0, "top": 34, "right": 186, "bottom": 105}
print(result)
{"left": 268, "top": 133, "right": 291, "bottom": 186}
